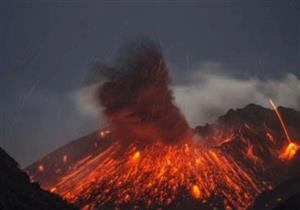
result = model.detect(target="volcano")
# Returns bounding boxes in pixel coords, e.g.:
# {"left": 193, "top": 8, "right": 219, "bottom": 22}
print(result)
{"left": 24, "top": 41, "right": 300, "bottom": 210}
{"left": 0, "top": 147, "right": 78, "bottom": 210}
{"left": 25, "top": 103, "right": 300, "bottom": 210}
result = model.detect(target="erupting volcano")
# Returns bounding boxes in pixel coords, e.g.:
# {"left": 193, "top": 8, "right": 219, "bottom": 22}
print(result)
{"left": 26, "top": 41, "right": 300, "bottom": 210}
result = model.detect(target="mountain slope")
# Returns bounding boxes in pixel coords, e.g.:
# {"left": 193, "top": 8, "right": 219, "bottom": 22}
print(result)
{"left": 249, "top": 176, "right": 300, "bottom": 210}
{"left": 25, "top": 104, "right": 300, "bottom": 210}
{"left": 0, "top": 147, "right": 78, "bottom": 210}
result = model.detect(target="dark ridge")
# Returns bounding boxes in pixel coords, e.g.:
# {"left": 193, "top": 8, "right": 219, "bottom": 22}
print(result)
{"left": 273, "top": 193, "right": 300, "bottom": 210}
{"left": 195, "top": 104, "right": 300, "bottom": 142}
{"left": 0, "top": 147, "right": 78, "bottom": 210}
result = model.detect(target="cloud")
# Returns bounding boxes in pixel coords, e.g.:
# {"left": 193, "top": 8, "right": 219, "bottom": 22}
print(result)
{"left": 71, "top": 83, "right": 104, "bottom": 120}
{"left": 172, "top": 63, "right": 300, "bottom": 127}
{"left": 72, "top": 61, "right": 300, "bottom": 130}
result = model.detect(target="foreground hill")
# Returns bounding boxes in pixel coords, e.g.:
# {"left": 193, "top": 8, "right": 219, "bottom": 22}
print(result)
{"left": 250, "top": 176, "right": 300, "bottom": 210}
{"left": 0, "top": 147, "right": 78, "bottom": 210}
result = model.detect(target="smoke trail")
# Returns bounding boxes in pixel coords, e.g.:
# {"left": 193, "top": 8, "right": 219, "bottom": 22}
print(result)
{"left": 92, "top": 40, "right": 191, "bottom": 144}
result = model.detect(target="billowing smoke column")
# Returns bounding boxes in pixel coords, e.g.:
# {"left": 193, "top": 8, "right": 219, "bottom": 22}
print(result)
{"left": 95, "top": 40, "right": 191, "bottom": 145}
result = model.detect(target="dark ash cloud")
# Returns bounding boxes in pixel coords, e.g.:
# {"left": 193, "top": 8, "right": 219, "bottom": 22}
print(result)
{"left": 89, "top": 40, "right": 192, "bottom": 145}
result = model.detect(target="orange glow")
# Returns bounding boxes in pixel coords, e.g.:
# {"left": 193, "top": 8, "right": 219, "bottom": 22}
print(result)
{"left": 279, "top": 142, "right": 300, "bottom": 160}
{"left": 37, "top": 164, "right": 44, "bottom": 172}
{"left": 192, "top": 185, "right": 201, "bottom": 199}
{"left": 132, "top": 151, "right": 141, "bottom": 160}
{"left": 50, "top": 187, "right": 57, "bottom": 192}
{"left": 269, "top": 99, "right": 291, "bottom": 143}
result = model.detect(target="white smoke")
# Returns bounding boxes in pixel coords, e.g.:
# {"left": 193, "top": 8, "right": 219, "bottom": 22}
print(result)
{"left": 71, "top": 83, "right": 103, "bottom": 119}
{"left": 173, "top": 68, "right": 300, "bottom": 127}
{"left": 72, "top": 62, "right": 300, "bottom": 128}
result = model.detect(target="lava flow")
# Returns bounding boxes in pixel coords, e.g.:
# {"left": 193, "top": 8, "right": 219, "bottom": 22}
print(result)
{"left": 49, "top": 141, "right": 270, "bottom": 210}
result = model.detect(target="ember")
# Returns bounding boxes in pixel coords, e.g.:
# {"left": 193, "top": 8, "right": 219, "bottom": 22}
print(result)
{"left": 63, "top": 155, "right": 68, "bottom": 163}
{"left": 132, "top": 151, "right": 141, "bottom": 160}
{"left": 37, "top": 164, "right": 44, "bottom": 172}
{"left": 192, "top": 185, "right": 201, "bottom": 199}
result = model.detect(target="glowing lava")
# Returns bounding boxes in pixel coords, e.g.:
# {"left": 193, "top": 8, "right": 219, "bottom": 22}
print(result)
{"left": 278, "top": 142, "right": 300, "bottom": 161}
{"left": 269, "top": 99, "right": 299, "bottom": 161}
{"left": 37, "top": 164, "right": 44, "bottom": 172}
{"left": 132, "top": 151, "right": 141, "bottom": 160}
{"left": 48, "top": 142, "right": 269, "bottom": 210}
{"left": 192, "top": 185, "right": 201, "bottom": 199}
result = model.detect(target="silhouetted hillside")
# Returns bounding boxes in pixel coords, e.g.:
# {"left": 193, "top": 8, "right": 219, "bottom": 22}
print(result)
{"left": 0, "top": 147, "right": 78, "bottom": 210}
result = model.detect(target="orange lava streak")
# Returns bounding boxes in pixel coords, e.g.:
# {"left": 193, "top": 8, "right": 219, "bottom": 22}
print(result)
{"left": 269, "top": 99, "right": 291, "bottom": 143}
{"left": 269, "top": 99, "right": 299, "bottom": 160}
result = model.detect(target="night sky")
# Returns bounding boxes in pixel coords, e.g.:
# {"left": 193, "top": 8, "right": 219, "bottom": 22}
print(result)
{"left": 0, "top": 0, "right": 299, "bottom": 166}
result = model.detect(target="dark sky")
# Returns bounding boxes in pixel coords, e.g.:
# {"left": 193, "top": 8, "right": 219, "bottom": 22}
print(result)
{"left": 0, "top": 0, "right": 299, "bottom": 167}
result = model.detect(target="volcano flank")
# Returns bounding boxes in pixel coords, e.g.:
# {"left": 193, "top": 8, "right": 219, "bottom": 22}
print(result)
{"left": 25, "top": 104, "right": 300, "bottom": 210}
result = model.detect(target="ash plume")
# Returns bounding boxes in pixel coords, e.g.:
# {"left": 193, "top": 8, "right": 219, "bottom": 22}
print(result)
{"left": 92, "top": 40, "right": 191, "bottom": 144}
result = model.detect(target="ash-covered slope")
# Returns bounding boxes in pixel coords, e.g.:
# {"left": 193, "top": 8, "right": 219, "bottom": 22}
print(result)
{"left": 0, "top": 147, "right": 78, "bottom": 210}
{"left": 25, "top": 104, "right": 300, "bottom": 210}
